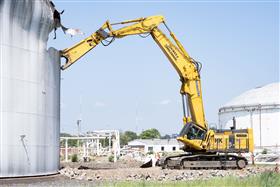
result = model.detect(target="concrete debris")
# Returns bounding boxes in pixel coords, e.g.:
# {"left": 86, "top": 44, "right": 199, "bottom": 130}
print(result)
{"left": 59, "top": 155, "right": 279, "bottom": 182}
{"left": 254, "top": 153, "right": 280, "bottom": 163}
{"left": 59, "top": 164, "right": 277, "bottom": 182}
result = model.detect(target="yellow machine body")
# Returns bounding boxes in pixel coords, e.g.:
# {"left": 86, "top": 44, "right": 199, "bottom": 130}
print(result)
{"left": 60, "top": 15, "right": 254, "bottom": 160}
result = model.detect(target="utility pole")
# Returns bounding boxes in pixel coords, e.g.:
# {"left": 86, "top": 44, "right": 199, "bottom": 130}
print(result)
{"left": 135, "top": 101, "right": 139, "bottom": 134}
{"left": 77, "top": 119, "right": 82, "bottom": 147}
{"left": 77, "top": 93, "right": 83, "bottom": 147}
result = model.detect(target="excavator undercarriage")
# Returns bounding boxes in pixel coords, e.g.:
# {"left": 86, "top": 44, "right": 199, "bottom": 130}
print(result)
{"left": 159, "top": 125, "right": 253, "bottom": 169}
{"left": 159, "top": 153, "right": 248, "bottom": 169}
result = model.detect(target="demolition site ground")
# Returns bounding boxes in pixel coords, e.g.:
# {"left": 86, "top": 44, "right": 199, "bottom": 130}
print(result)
{"left": 1, "top": 156, "right": 279, "bottom": 186}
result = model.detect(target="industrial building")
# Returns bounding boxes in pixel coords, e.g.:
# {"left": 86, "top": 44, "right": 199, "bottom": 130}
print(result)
{"left": 219, "top": 82, "right": 280, "bottom": 153}
{"left": 0, "top": 0, "right": 60, "bottom": 177}
{"left": 128, "top": 139, "right": 181, "bottom": 153}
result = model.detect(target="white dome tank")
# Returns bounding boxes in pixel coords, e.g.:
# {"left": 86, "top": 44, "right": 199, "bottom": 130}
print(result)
{"left": 219, "top": 82, "right": 280, "bottom": 152}
{"left": 0, "top": 0, "right": 60, "bottom": 177}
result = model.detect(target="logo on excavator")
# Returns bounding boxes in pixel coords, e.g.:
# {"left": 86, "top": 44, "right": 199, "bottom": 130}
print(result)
{"left": 215, "top": 138, "right": 223, "bottom": 144}
{"left": 165, "top": 44, "right": 179, "bottom": 61}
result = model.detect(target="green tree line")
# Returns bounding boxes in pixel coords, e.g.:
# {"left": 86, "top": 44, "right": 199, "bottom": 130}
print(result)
{"left": 61, "top": 128, "right": 173, "bottom": 147}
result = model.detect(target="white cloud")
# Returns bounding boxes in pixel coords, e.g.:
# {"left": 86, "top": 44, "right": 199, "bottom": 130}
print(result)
{"left": 159, "top": 99, "right": 171, "bottom": 105}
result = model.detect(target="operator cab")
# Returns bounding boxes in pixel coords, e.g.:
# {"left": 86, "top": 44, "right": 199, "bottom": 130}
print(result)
{"left": 178, "top": 123, "right": 206, "bottom": 140}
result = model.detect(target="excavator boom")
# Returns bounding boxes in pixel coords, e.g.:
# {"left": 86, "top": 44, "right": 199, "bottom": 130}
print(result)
{"left": 61, "top": 15, "right": 206, "bottom": 130}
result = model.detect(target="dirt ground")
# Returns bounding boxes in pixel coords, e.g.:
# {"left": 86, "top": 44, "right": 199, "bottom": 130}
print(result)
{"left": 60, "top": 155, "right": 143, "bottom": 170}
{"left": 59, "top": 156, "right": 278, "bottom": 182}
{"left": 1, "top": 156, "right": 278, "bottom": 186}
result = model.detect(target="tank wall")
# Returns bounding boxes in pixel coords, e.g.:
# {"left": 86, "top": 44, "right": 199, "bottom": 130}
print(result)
{"left": 0, "top": 0, "right": 60, "bottom": 177}
{"left": 219, "top": 109, "right": 280, "bottom": 148}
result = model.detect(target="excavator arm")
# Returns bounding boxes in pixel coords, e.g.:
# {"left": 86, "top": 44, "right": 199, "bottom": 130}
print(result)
{"left": 61, "top": 15, "right": 209, "bottom": 151}
{"left": 60, "top": 16, "right": 164, "bottom": 69}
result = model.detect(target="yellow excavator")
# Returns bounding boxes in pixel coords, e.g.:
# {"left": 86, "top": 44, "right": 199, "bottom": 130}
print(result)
{"left": 60, "top": 15, "right": 254, "bottom": 169}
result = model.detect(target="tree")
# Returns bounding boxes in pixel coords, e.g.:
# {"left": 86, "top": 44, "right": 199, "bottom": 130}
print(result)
{"left": 60, "top": 133, "right": 78, "bottom": 147}
{"left": 124, "top": 131, "right": 138, "bottom": 141}
{"left": 120, "top": 131, "right": 138, "bottom": 146}
{"left": 161, "top": 134, "right": 171, "bottom": 139}
{"left": 101, "top": 137, "right": 111, "bottom": 147}
{"left": 139, "top": 128, "right": 161, "bottom": 139}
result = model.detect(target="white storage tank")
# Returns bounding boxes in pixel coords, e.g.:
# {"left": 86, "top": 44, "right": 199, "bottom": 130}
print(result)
{"left": 0, "top": 0, "right": 60, "bottom": 177}
{"left": 219, "top": 83, "right": 280, "bottom": 152}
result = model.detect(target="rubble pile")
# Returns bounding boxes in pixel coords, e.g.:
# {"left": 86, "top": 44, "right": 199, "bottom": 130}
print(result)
{"left": 59, "top": 165, "right": 276, "bottom": 182}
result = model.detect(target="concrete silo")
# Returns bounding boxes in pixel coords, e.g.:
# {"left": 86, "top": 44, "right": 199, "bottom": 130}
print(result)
{"left": 219, "top": 83, "right": 280, "bottom": 152}
{"left": 0, "top": 0, "right": 60, "bottom": 177}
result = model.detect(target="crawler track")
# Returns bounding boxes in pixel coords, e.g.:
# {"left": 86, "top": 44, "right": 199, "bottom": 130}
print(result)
{"left": 160, "top": 153, "right": 248, "bottom": 169}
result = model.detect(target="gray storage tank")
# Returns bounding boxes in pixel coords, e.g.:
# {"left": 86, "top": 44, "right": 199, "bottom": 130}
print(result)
{"left": 0, "top": 0, "right": 60, "bottom": 177}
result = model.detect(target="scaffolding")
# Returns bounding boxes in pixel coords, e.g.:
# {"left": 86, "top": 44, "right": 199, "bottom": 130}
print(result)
{"left": 60, "top": 130, "right": 120, "bottom": 162}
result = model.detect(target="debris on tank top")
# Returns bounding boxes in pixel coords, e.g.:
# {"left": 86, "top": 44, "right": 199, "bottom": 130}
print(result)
{"left": 49, "top": 1, "right": 84, "bottom": 39}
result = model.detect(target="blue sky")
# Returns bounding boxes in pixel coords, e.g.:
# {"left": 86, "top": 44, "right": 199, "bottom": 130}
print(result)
{"left": 49, "top": 0, "right": 279, "bottom": 135}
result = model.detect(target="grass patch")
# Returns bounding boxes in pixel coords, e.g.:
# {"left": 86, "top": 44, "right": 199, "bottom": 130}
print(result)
{"left": 100, "top": 171, "right": 280, "bottom": 187}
